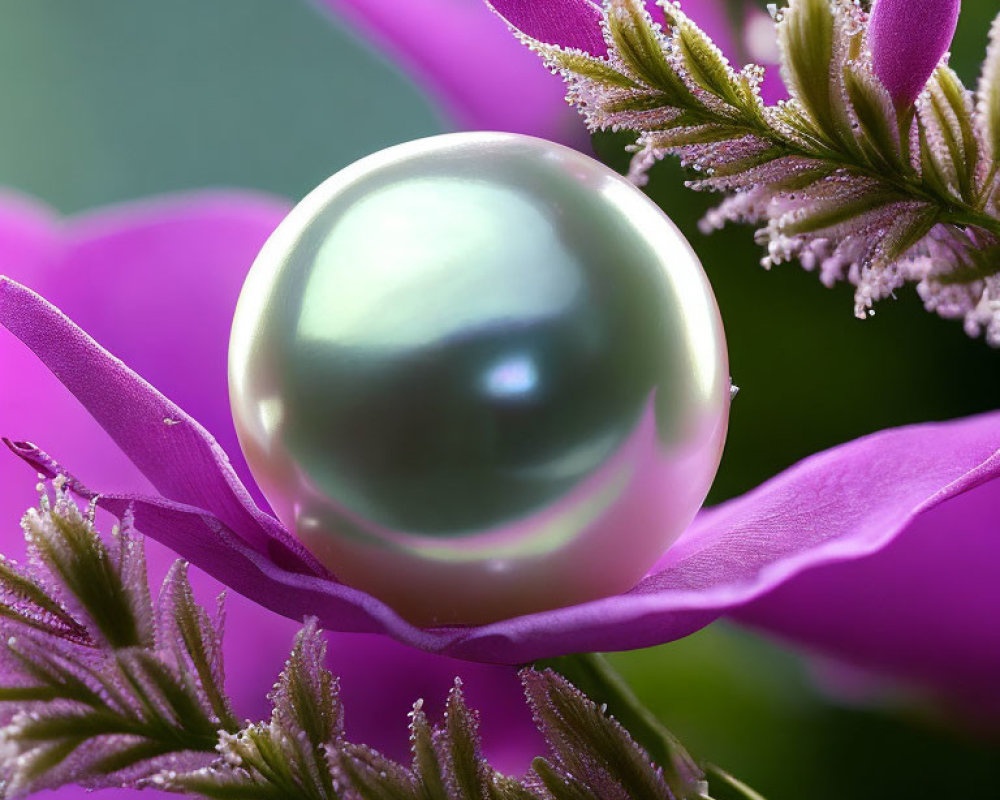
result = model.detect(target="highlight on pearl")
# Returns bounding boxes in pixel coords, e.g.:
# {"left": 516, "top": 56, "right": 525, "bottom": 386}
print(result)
{"left": 229, "top": 132, "right": 730, "bottom": 626}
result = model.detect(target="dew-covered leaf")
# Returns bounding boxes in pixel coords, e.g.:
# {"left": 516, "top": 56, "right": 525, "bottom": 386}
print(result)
{"left": 976, "top": 13, "right": 1000, "bottom": 166}
{"left": 777, "top": 188, "right": 904, "bottom": 237}
{"left": 605, "top": 0, "right": 676, "bottom": 92}
{"left": 523, "top": 669, "right": 694, "bottom": 800}
{"left": 21, "top": 489, "right": 152, "bottom": 650}
{"left": 0, "top": 553, "right": 86, "bottom": 644}
{"left": 919, "top": 66, "right": 978, "bottom": 202}
{"left": 874, "top": 205, "right": 940, "bottom": 268}
{"left": 172, "top": 620, "right": 342, "bottom": 800}
{"left": 663, "top": 4, "right": 743, "bottom": 106}
{"left": 776, "top": 0, "right": 837, "bottom": 136}
{"left": 491, "top": 0, "right": 1000, "bottom": 341}
{"left": 157, "top": 561, "right": 234, "bottom": 730}
{"left": 844, "top": 63, "right": 903, "bottom": 169}
{"left": 543, "top": 48, "right": 640, "bottom": 89}
{"left": 0, "top": 489, "right": 234, "bottom": 796}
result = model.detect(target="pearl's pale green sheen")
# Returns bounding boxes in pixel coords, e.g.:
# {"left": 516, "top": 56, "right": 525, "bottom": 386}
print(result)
{"left": 229, "top": 133, "right": 729, "bottom": 626}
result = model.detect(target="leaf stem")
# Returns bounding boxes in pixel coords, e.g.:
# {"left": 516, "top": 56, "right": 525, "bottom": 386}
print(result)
{"left": 537, "top": 652, "right": 765, "bottom": 800}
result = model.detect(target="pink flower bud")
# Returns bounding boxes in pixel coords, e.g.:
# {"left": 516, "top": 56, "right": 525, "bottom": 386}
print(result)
{"left": 869, "top": 0, "right": 961, "bottom": 109}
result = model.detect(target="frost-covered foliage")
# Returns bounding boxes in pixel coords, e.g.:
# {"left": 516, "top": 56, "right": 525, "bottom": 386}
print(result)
{"left": 0, "top": 484, "right": 757, "bottom": 800}
{"left": 0, "top": 480, "right": 233, "bottom": 797}
{"left": 496, "top": 0, "right": 1000, "bottom": 344}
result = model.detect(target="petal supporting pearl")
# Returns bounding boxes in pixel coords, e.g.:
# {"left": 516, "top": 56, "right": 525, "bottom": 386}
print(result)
{"left": 229, "top": 132, "right": 730, "bottom": 626}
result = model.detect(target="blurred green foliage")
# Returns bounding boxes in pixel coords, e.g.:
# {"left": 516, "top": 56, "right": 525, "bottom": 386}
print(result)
{"left": 0, "top": 1, "right": 996, "bottom": 798}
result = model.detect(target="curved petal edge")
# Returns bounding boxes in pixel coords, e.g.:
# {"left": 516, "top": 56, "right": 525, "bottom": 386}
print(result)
{"left": 3, "top": 278, "right": 998, "bottom": 667}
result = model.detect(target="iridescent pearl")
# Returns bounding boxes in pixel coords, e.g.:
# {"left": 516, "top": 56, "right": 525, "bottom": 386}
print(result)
{"left": 229, "top": 133, "right": 729, "bottom": 626}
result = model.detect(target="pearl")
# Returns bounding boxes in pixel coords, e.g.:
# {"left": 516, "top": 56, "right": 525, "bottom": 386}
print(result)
{"left": 229, "top": 133, "right": 729, "bottom": 626}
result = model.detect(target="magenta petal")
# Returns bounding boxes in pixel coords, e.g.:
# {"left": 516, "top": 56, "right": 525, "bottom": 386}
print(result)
{"left": 869, "top": 0, "right": 960, "bottom": 108}
{"left": 0, "top": 277, "right": 323, "bottom": 576}
{"left": 485, "top": 0, "right": 606, "bottom": 55}
{"left": 5, "top": 439, "right": 540, "bottom": 775}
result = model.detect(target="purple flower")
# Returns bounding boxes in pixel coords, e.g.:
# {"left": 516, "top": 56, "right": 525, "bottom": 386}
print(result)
{"left": 314, "top": 0, "right": 771, "bottom": 140}
{"left": 2, "top": 191, "right": 999, "bottom": 713}
{"left": 0, "top": 192, "right": 541, "bottom": 800}
{"left": 869, "top": 0, "right": 961, "bottom": 109}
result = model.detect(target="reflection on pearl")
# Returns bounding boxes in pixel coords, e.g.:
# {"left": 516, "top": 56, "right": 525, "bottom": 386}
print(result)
{"left": 229, "top": 132, "right": 730, "bottom": 626}
{"left": 482, "top": 354, "right": 539, "bottom": 399}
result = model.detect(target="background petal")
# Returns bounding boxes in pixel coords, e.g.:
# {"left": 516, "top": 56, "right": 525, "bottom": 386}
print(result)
{"left": 317, "top": 0, "right": 588, "bottom": 142}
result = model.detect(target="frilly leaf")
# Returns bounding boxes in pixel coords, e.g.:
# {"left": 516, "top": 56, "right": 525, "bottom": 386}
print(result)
{"left": 661, "top": 2, "right": 743, "bottom": 107}
{"left": 977, "top": 13, "right": 1000, "bottom": 170}
{"left": 0, "top": 488, "right": 230, "bottom": 796}
{"left": 21, "top": 486, "right": 152, "bottom": 650}
{"left": 524, "top": 668, "right": 703, "bottom": 800}
{"left": 172, "top": 619, "right": 341, "bottom": 800}
{"left": 0, "top": 491, "right": 767, "bottom": 800}
{"left": 546, "top": 49, "right": 640, "bottom": 89}
{"left": 605, "top": 0, "right": 675, "bottom": 91}
{"left": 489, "top": 0, "right": 1000, "bottom": 343}
{"left": 156, "top": 562, "right": 234, "bottom": 731}
{"left": 776, "top": 0, "right": 837, "bottom": 139}
{"left": 0, "top": 553, "right": 85, "bottom": 644}
{"left": 919, "top": 66, "right": 979, "bottom": 202}
{"left": 843, "top": 63, "right": 904, "bottom": 170}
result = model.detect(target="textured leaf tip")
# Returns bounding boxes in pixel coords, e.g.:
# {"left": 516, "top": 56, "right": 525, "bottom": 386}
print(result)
{"left": 869, "top": 0, "right": 961, "bottom": 108}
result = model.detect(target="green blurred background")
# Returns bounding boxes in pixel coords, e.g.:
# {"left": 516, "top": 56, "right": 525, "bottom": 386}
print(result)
{"left": 0, "top": 0, "right": 996, "bottom": 797}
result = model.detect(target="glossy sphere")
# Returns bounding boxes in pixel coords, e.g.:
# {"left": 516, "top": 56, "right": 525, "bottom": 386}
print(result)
{"left": 229, "top": 133, "right": 729, "bottom": 626}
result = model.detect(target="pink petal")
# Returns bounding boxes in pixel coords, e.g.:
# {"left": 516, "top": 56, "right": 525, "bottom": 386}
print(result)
{"left": 485, "top": 0, "right": 607, "bottom": 55}
{"left": 869, "top": 0, "right": 960, "bottom": 108}
{"left": 5, "top": 275, "right": 999, "bottom": 706}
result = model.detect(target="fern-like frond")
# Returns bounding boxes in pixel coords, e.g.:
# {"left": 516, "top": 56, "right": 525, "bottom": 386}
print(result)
{"left": 491, "top": 0, "right": 1000, "bottom": 343}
